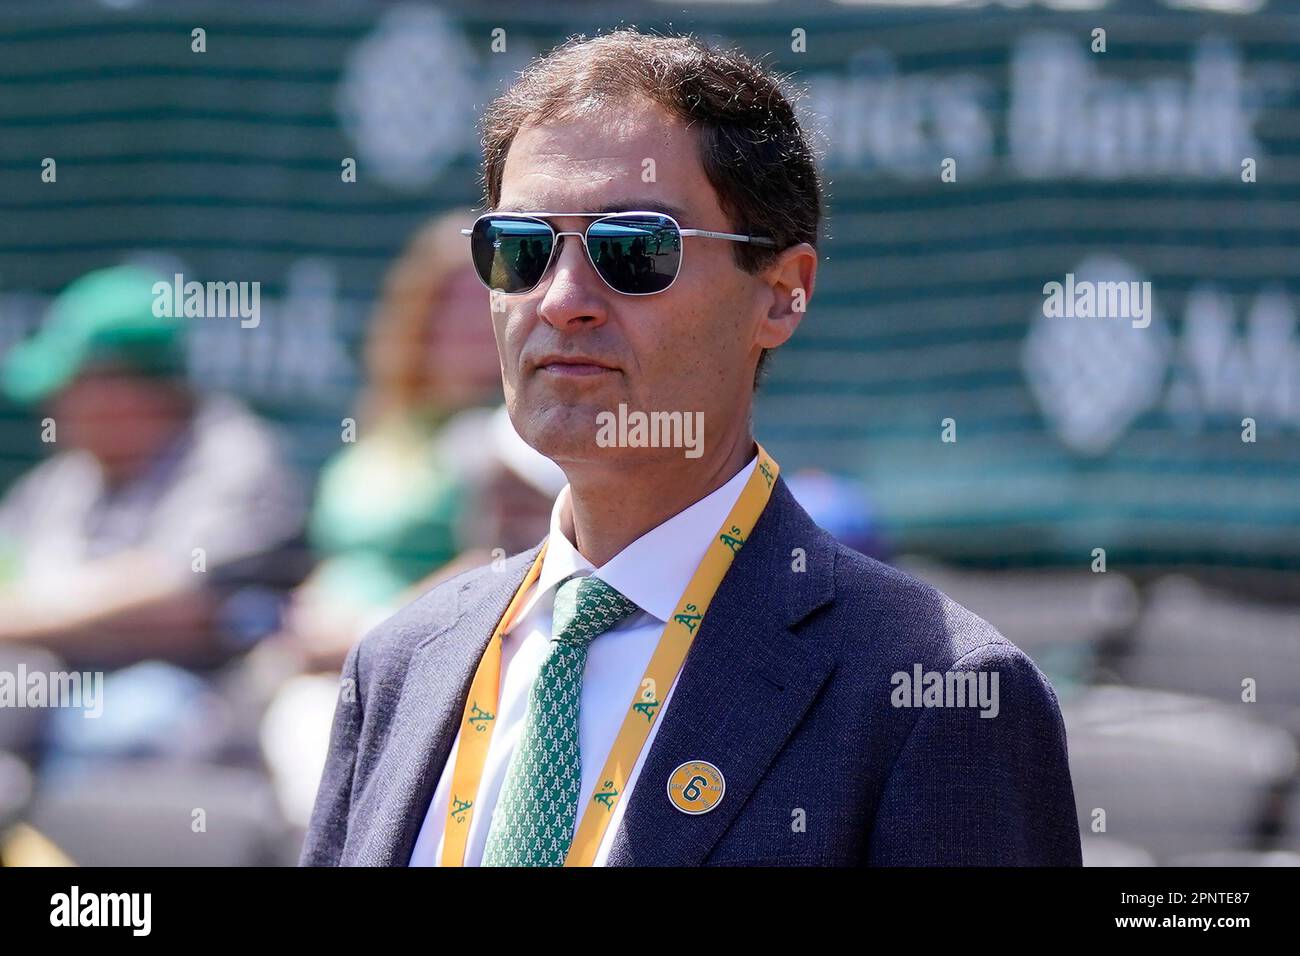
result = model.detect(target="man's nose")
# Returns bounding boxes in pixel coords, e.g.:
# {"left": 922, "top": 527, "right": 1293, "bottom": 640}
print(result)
{"left": 536, "top": 234, "right": 610, "bottom": 331}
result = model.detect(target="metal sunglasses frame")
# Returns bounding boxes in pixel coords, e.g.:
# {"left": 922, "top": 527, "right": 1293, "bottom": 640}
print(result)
{"left": 460, "top": 210, "right": 777, "bottom": 297}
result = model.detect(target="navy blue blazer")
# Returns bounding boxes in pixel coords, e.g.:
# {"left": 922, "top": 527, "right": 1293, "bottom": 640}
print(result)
{"left": 301, "top": 476, "right": 1083, "bottom": 866}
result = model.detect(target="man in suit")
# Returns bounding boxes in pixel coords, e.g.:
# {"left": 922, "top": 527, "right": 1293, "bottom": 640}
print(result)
{"left": 301, "top": 29, "right": 1082, "bottom": 867}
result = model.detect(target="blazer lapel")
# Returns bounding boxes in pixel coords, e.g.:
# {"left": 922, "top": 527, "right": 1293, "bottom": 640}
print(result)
{"left": 348, "top": 545, "right": 542, "bottom": 865}
{"left": 605, "top": 477, "right": 841, "bottom": 866}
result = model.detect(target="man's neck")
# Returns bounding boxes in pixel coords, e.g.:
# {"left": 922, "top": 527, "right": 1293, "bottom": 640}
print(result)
{"left": 562, "top": 428, "right": 757, "bottom": 567}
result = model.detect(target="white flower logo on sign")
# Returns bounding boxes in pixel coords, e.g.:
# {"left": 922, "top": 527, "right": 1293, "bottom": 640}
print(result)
{"left": 1022, "top": 255, "right": 1171, "bottom": 456}
{"left": 336, "top": 5, "right": 477, "bottom": 191}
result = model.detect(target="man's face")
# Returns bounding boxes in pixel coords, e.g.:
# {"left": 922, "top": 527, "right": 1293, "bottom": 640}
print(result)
{"left": 491, "top": 99, "right": 770, "bottom": 469}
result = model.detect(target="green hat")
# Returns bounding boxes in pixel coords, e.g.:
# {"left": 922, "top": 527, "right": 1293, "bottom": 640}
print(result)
{"left": 2, "top": 265, "right": 183, "bottom": 404}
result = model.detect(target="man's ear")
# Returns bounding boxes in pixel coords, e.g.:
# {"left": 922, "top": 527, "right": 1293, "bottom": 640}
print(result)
{"left": 755, "top": 242, "right": 817, "bottom": 351}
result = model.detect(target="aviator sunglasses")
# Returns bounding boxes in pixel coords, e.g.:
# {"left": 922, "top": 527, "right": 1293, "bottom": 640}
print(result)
{"left": 462, "top": 211, "right": 777, "bottom": 296}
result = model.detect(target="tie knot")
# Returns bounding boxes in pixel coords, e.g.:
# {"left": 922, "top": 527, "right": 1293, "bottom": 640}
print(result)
{"left": 550, "top": 574, "right": 640, "bottom": 647}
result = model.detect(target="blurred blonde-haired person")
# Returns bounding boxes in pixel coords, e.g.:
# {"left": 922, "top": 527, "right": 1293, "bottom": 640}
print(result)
{"left": 270, "top": 212, "right": 504, "bottom": 673}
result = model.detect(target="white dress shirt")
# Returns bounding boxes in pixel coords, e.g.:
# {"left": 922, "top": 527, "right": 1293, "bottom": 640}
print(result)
{"left": 409, "top": 453, "right": 757, "bottom": 866}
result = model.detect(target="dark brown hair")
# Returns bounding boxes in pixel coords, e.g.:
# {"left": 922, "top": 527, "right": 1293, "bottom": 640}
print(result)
{"left": 479, "top": 28, "right": 823, "bottom": 388}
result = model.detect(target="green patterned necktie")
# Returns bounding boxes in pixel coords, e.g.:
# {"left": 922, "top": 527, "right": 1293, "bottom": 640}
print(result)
{"left": 481, "top": 573, "right": 640, "bottom": 867}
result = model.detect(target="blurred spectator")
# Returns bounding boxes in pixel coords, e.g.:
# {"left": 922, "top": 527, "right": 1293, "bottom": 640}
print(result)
{"left": 420, "top": 403, "right": 567, "bottom": 581}
{"left": 0, "top": 265, "right": 308, "bottom": 672}
{"left": 266, "top": 212, "right": 503, "bottom": 673}
{"left": 785, "top": 468, "right": 890, "bottom": 561}
{"left": 260, "top": 402, "right": 564, "bottom": 830}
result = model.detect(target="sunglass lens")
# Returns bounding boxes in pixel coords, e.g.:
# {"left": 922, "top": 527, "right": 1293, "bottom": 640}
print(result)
{"left": 586, "top": 215, "right": 681, "bottom": 294}
{"left": 471, "top": 217, "right": 554, "bottom": 293}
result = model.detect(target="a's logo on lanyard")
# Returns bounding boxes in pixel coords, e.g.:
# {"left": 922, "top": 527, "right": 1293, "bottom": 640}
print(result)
{"left": 719, "top": 525, "right": 745, "bottom": 553}
{"left": 449, "top": 796, "right": 473, "bottom": 824}
{"left": 673, "top": 603, "right": 703, "bottom": 634}
{"left": 593, "top": 780, "right": 619, "bottom": 810}
{"left": 467, "top": 702, "right": 494, "bottom": 731}
{"left": 633, "top": 679, "right": 660, "bottom": 722}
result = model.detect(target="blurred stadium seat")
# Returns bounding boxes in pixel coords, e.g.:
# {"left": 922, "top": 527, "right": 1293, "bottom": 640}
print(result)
{"left": 0, "top": 750, "right": 34, "bottom": 832}
{"left": 1117, "top": 576, "right": 1300, "bottom": 735}
{"left": 1079, "top": 836, "right": 1155, "bottom": 867}
{"left": 894, "top": 556, "right": 1139, "bottom": 685}
{"left": 1279, "top": 780, "right": 1300, "bottom": 854}
{"left": 894, "top": 558, "right": 1140, "bottom": 655}
{"left": 27, "top": 759, "right": 291, "bottom": 866}
{"left": 1064, "top": 686, "right": 1297, "bottom": 864}
{"left": 1167, "top": 849, "right": 1300, "bottom": 867}
{"left": 0, "top": 646, "right": 64, "bottom": 757}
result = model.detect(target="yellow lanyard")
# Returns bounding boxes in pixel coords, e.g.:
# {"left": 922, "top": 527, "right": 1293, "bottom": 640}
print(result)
{"left": 439, "top": 443, "right": 780, "bottom": 867}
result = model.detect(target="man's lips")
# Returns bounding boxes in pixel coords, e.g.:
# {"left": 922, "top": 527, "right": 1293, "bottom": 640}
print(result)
{"left": 534, "top": 356, "right": 619, "bottom": 377}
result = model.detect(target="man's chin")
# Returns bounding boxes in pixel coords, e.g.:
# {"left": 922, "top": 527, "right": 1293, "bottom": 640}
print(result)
{"left": 515, "top": 404, "right": 603, "bottom": 461}
{"left": 528, "top": 430, "right": 690, "bottom": 473}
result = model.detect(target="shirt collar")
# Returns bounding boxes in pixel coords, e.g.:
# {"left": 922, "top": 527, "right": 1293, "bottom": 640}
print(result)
{"left": 518, "top": 453, "right": 759, "bottom": 625}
